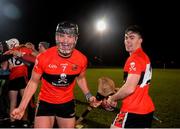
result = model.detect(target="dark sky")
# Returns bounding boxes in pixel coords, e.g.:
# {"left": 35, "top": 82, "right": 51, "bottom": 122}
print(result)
{"left": 0, "top": 0, "right": 179, "bottom": 68}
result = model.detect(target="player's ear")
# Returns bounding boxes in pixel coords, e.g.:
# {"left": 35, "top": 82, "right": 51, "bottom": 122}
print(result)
{"left": 139, "top": 38, "right": 143, "bottom": 44}
{"left": 75, "top": 36, "right": 78, "bottom": 41}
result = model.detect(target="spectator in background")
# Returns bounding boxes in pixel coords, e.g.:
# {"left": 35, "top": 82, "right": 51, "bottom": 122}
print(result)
{"left": 0, "top": 41, "right": 13, "bottom": 63}
{"left": 25, "top": 42, "right": 39, "bottom": 56}
{"left": 6, "top": 38, "right": 32, "bottom": 127}
{"left": 0, "top": 41, "right": 10, "bottom": 121}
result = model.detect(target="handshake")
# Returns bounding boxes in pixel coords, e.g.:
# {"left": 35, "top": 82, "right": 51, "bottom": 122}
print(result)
{"left": 76, "top": 77, "right": 119, "bottom": 126}
{"left": 95, "top": 77, "right": 119, "bottom": 111}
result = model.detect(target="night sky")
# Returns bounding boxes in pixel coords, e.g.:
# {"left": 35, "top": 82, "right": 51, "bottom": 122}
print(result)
{"left": 0, "top": 0, "right": 179, "bottom": 68}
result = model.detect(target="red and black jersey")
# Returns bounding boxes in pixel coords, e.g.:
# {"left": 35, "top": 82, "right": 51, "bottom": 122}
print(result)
{"left": 9, "top": 47, "right": 32, "bottom": 80}
{"left": 121, "top": 48, "right": 155, "bottom": 114}
{"left": 33, "top": 46, "right": 87, "bottom": 104}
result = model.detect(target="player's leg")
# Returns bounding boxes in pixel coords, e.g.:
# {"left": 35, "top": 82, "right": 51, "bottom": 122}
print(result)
{"left": 34, "top": 116, "right": 55, "bottom": 128}
{"left": 56, "top": 117, "right": 75, "bottom": 128}
{"left": 35, "top": 100, "right": 56, "bottom": 128}
{"left": 9, "top": 90, "right": 18, "bottom": 127}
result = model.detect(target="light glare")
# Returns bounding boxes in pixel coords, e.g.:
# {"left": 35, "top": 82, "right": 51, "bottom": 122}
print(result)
{"left": 96, "top": 20, "right": 106, "bottom": 32}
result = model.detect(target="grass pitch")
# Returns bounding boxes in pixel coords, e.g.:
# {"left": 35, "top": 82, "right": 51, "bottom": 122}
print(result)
{"left": 74, "top": 68, "right": 180, "bottom": 128}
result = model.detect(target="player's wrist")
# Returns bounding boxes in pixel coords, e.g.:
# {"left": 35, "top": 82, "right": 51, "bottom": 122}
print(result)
{"left": 18, "top": 106, "right": 25, "bottom": 112}
{"left": 108, "top": 95, "right": 114, "bottom": 104}
{"left": 85, "top": 92, "right": 93, "bottom": 102}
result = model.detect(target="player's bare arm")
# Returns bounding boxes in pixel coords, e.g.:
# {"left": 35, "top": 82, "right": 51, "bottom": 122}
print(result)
{"left": 11, "top": 71, "right": 42, "bottom": 120}
{"left": 76, "top": 71, "right": 90, "bottom": 95}
{"left": 76, "top": 71, "right": 98, "bottom": 106}
{"left": 107, "top": 74, "right": 140, "bottom": 105}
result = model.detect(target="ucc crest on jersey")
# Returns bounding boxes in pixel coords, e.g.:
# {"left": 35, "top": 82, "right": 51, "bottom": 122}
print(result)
{"left": 72, "top": 64, "right": 78, "bottom": 71}
{"left": 129, "top": 62, "right": 136, "bottom": 71}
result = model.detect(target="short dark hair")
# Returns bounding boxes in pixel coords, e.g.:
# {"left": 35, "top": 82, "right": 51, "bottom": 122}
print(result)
{"left": 125, "top": 25, "right": 144, "bottom": 38}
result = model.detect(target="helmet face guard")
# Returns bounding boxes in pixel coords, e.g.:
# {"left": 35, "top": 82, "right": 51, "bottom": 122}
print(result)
{"left": 55, "top": 21, "right": 79, "bottom": 58}
{"left": 56, "top": 33, "right": 77, "bottom": 57}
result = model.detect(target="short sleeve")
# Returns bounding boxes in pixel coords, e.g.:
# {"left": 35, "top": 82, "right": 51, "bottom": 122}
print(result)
{"left": 81, "top": 55, "right": 88, "bottom": 73}
{"left": 124, "top": 57, "right": 143, "bottom": 75}
{"left": 33, "top": 54, "right": 44, "bottom": 74}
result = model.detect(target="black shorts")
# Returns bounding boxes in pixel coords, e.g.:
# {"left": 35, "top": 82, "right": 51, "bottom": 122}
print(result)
{"left": 36, "top": 100, "right": 75, "bottom": 118}
{"left": 8, "top": 77, "right": 27, "bottom": 91}
{"left": 112, "top": 111, "right": 154, "bottom": 128}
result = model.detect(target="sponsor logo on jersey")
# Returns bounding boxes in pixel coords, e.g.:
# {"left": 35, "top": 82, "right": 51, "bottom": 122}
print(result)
{"left": 48, "top": 64, "right": 57, "bottom": 69}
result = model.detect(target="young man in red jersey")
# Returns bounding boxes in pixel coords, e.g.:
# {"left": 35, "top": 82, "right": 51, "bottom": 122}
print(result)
{"left": 11, "top": 21, "right": 97, "bottom": 128}
{"left": 106, "top": 25, "right": 155, "bottom": 128}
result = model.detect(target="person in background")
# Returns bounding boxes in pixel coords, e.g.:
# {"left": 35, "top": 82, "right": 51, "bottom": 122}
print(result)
{"left": 0, "top": 41, "right": 10, "bottom": 121}
{"left": 38, "top": 41, "right": 50, "bottom": 53}
{"left": 0, "top": 41, "right": 13, "bottom": 63}
{"left": 13, "top": 42, "right": 38, "bottom": 126}
{"left": 6, "top": 38, "right": 33, "bottom": 127}
{"left": 105, "top": 25, "right": 155, "bottom": 128}
{"left": 25, "top": 42, "right": 39, "bottom": 57}
{"left": 11, "top": 21, "right": 98, "bottom": 128}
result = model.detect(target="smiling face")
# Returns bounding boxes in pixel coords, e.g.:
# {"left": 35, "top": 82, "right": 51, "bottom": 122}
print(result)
{"left": 55, "top": 21, "right": 79, "bottom": 58}
{"left": 124, "top": 31, "right": 142, "bottom": 54}
{"left": 55, "top": 32, "right": 77, "bottom": 58}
